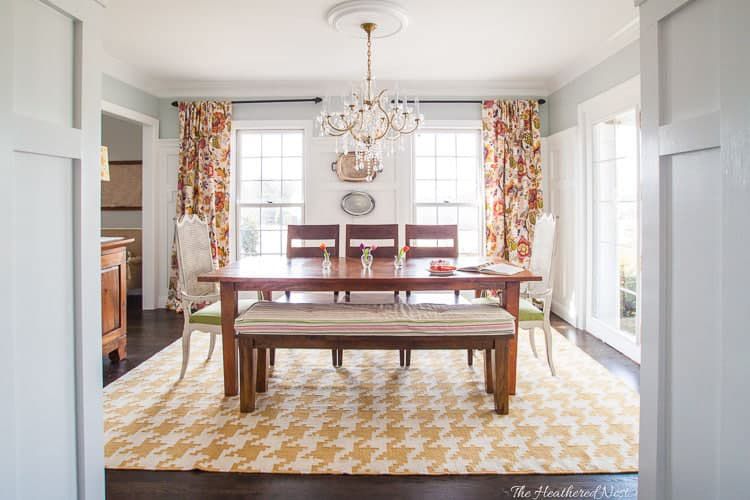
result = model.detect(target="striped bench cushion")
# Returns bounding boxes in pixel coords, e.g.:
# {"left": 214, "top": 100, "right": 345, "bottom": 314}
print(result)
{"left": 235, "top": 302, "right": 515, "bottom": 336}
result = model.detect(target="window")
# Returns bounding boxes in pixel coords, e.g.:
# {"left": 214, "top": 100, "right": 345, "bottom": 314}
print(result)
{"left": 236, "top": 130, "right": 304, "bottom": 257}
{"left": 413, "top": 130, "right": 483, "bottom": 255}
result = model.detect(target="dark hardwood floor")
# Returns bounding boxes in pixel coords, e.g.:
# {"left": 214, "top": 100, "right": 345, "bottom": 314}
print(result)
{"left": 104, "top": 297, "right": 639, "bottom": 500}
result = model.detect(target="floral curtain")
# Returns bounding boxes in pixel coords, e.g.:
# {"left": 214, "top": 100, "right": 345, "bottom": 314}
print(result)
{"left": 482, "top": 99, "right": 543, "bottom": 267}
{"left": 167, "top": 101, "right": 232, "bottom": 309}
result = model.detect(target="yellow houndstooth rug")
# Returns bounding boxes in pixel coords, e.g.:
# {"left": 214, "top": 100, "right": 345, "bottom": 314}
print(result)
{"left": 104, "top": 329, "right": 639, "bottom": 474}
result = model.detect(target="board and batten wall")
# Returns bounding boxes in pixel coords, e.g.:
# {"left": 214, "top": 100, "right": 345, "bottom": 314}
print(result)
{"left": 543, "top": 40, "right": 641, "bottom": 328}
{"left": 3, "top": 0, "right": 106, "bottom": 498}
{"left": 638, "top": 0, "right": 750, "bottom": 499}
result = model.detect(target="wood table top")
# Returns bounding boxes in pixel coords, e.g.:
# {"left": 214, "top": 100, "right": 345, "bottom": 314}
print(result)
{"left": 199, "top": 256, "right": 540, "bottom": 290}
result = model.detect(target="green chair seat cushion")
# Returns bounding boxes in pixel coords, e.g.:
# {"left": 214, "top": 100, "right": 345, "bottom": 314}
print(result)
{"left": 471, "top": 296, "right": 544, "bottom": 322}
{"left": 190, "top": 299, "right": 258, "bottom": 326}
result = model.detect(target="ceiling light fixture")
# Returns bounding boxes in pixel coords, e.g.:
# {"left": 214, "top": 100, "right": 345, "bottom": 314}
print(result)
{"left": 319, "top": 2, "right": 423, "bottom": 181}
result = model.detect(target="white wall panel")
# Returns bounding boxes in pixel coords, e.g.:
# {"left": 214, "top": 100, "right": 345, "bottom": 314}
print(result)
{"left": 12, "top": 0, "right": 75, "bottom": 127}
{"left": 11, "top": 152, "right": 77, "bottom": 499}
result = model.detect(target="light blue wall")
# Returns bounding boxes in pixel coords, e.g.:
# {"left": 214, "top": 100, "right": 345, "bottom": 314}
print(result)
{"left": 102, "top": 74, "right": 159, "bottom": 119}
{"left": 158, "top": 96, "right": 550, "bottom": 139}
{"left": 547, "top": 40, "right": 640, "bottom": 135}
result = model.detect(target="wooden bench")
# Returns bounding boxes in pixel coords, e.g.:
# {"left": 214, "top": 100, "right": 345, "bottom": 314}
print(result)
{"left": 235, "top": 302, "right": 516, "bottom": 414}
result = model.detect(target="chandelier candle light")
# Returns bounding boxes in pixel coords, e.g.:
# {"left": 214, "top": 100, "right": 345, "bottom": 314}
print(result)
{"left": 318, "top": 22, "right": 424, "bottom": 181}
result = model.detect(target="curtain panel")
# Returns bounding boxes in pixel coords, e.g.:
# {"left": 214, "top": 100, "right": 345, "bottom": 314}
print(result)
{"left": 482, "top": 99, "right": 544, "bottom": 267}
{"left": 167, "top": 101, "right": 232, "bottom": 309}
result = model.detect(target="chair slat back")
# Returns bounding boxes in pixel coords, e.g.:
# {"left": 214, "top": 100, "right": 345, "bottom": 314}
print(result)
{"left": 405, "top": 224, "right": 459, "bottom": 258}
{"left": 345, "top": 224, "right": 399, "bottom": 258}
{"left": 286, "top": 225, "right": 340, "bottom": 258}
{"left": 528, "top": 214, "right": 557, "bottom": 295}
{"left": 175, "top": 215, "right": 218, "bottom": 298}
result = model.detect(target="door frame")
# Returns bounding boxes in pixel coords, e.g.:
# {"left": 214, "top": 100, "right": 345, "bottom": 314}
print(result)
{"left": 578, "top": 75, "right": 642, "bottom": 363}
{"left": 101, "top": 100, "right": 160, "bottom": 309}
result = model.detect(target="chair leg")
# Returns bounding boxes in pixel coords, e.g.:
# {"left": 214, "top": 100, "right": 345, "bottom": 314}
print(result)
{"left": 179, "top": 316, "right": 192, "bottom": 380}
{"left": 405, "top": 349, "right": 411, "bottom": 367}
{"left": 543, "top": 323, "right": 556, "bottom": 376}
{"left": 239, "top": 342, "right": 257, "bottom": 413}
{"left": 528, "top": 326, "right": 539, "bottom": 358}
{"left": 332, "top": 349, "right": 338, "bottom": 367}
{"left": 256, "top": 348, "right": 269, "bottom": 393}
{"left": 285, "top": 290, "right": 291, "bottom": 299}
{"left": 454, "top": 290, "right": 460, "bottom": 297}
{"left": 207, "top": 331, "right": 217, "bottom": 361}
{"left": 484, "top": 349, "right": 494, "bottom": 394}
{"left": 269, "top": 347, "right": 275, "bottom": 366}
{"left": 338, "top": 348, "right": 343, "bottom": 367}
{"left": 467, "top": 349, "right": 473, "bottom": 366}
{"left": 399, "top": 349, "right": 405, "bottom": 367}
{"left": 406, "top": 290, "right": 411, "bottom": 297}
{"left": 494, "top": 337, "right": 509, "bottom": 415}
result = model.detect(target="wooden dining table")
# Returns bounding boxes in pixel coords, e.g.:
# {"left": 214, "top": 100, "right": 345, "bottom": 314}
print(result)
{"left": 199, "top": 255, "right": 541, "bottom": 397}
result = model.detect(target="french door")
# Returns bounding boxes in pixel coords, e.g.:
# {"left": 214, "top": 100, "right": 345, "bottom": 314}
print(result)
{"left": 581, "top": 77, "right": 641, "bottom": 362}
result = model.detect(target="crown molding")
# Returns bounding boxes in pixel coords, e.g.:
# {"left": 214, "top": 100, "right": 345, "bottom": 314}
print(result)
{"left": 152, "top": 79, "right": 549, "bottom": 99}
{"left": 546, "top": 16, "right": 640, "bottom": 94}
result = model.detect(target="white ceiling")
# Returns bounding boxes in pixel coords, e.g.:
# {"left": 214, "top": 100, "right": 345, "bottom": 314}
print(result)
{"left": 102, "top": 0, "right": 638, "bottom": 95}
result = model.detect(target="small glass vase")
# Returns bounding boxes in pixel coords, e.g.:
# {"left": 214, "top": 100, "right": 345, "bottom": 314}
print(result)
{"left": 394, "top": 255, "right": 405, "bottom": 269}
{"left": 322, "top": 254, "right": 332, "bottom": 270}
{"left": 361, "top": 253, "right": 373, "bottom": 270}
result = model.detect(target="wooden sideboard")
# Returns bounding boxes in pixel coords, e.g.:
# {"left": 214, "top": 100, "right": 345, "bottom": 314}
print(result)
{"left": 101, "top": 237, "right": 134, "bottom": 361}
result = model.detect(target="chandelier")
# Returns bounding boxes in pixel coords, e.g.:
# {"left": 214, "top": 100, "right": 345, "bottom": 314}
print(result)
{"left": 317, "top": 22, "right": 424, "bottom": 181}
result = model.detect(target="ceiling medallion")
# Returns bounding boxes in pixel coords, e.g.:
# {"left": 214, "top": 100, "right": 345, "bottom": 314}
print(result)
{"left": 318, "top": 1, "right": 423, "bottom": 182}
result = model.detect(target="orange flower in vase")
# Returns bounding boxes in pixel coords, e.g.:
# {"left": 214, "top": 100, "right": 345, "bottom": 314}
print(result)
{"left": 394, "top": 245, "right": 409, "bottom": 269}
{"left": 320, "top": 243, "right": 331, "bottom": 270}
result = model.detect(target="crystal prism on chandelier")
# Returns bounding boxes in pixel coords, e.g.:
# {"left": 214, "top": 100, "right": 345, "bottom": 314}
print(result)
{"left": 317, "top": 22, "right": 424, "bottom": 181}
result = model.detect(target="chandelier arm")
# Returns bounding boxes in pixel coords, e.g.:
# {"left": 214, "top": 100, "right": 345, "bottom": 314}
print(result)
{"left": 324, "top": 116, "right": 355, "bottom": 134}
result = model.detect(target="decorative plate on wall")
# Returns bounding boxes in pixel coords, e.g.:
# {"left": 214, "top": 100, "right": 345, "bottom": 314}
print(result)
{"left": 331, "top": 152, "right": 378, "bottom": 182}
{"left": 341, "top": 191, "right": 376, "bottom": 216}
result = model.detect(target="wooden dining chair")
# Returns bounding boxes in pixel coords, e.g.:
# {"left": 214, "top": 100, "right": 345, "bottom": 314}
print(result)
{"left": 402, "top": 224, "right": 459, "bottom": 366}
{"left": 285, "top": 224, "right": 340, "bottom": 366}
{"left": 341, "top": 223, "right": 399, "bottom": 366}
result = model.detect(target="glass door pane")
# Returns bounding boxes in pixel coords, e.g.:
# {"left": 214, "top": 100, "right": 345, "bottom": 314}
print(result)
{"left": 591, "top": 109, "right": 640, "bottom": 340}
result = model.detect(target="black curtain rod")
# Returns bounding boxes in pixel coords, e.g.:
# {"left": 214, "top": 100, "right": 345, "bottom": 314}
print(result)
{"left": 171, "top": 97, "right": 546, "bottom": 107}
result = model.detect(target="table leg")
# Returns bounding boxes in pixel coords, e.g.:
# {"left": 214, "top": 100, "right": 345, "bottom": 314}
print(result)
{"left": 256, "top": 348, "right": 269, "bottom": 392}
{"left": 221, "top": 282, "right": 239, "bottom": 396}
{"left": 502, "top": 281, "right": 520, "bottom": 395}
{"left": 262, "top": 290, "right": 272, "bottom": 301}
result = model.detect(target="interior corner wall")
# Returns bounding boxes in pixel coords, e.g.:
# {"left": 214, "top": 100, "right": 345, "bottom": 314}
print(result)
{"left": 547, "top": 40, "right": 641, "bottom": 136}
{"left": 102, "top": 74, "right": 159, "bottom": 119}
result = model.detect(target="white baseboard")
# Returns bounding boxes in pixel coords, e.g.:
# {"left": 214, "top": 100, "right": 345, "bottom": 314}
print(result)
{"left": 552, "top": 299, "right": 578, "bottom": 328}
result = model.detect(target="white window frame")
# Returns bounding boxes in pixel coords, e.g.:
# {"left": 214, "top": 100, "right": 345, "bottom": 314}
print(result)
{"left": 411, "top": 121, "right": 485, "bottom": 256}
{"left": 578, "top": 76, "right": 642, "bottom": 363}
{"left": 230, "top": 120, "right": 312, "bottom": 259}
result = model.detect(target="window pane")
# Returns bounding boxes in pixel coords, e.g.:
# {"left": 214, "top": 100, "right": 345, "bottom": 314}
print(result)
{"left": 262, "top": 157, "right": 282, "bottom": 180}
{"left": 615, "top": 110, "right": 637, "bottom": 160}
{"left": 416, "top": 206, "right": 437, "bottom": 225}
{"left": 459, "top": 229, "right": 479, "bottom": 254}
{"left": 281, "top": 180, "right": 303, "bottom": 203}
{"left": 456, "top": 133, "right": 478, "bottom": 156}
{"left": 260, "top": 230, "right": 282, "bottom": 254}
{"left": 457, "top": 181, "right": 475, "bottom": 203}
{"left": 437, "top": 205, "right": 458, "bottom": 224}
{"left": 415, "top": 133, "right": 435, "bottom": 156}
{"left": 415, "top": 157, "right": 435, "bottom": 179}
{"left": 240, "top": 181, "right": 262, "bottom": 203}
{"left": 241, "top": 157, "right": 261, "bottom": 180}
{"left": 283, "top": 132, "right": 303, "bottom": 157}
{"left": 261, "top": 181, "right": 281, "bottom": 202}
{"left": 620, "top": 289, "right": 637, "bottom": 335}
{"left": 283, "top": 157, "right": 303, "bottom": 180}
{"left": 436, "top": 157, "right": 456, "bottom": 179}
{"left": 436, "top": 180, "right": 456, "bottom": 202}
{"left": 282, "top": 206, "right": 302, "bottom": 226}
{"left": 262, "top": 133, "right": 282, "bottom": 156}
{"left": 239, "top": 207, "right": 260, "bottom": 257}
{"left": 456, "top": 157, "right": 476, "bottom": 179}
{"left": 594, "top": 121, "right": 616, "bottom": 161}
{"left": 415, "top": 180, "right": 435, "bottom": 202}
{"left": 459, "top": 206, "right": 478, "bottom": 229}
{"left": 596, "top": 160, "right": 616, "bottom": 203}
{"left": 240, "top": 133, "right": 261, "bottom": 157}
{"left": 616, "top": 158, "right": 637, "bottom": 202}
{"left": 260, "top": 207, "right": 281, "bottom": 229}
{"left": 435, "top": 134, "right": 456, "bottom": 156}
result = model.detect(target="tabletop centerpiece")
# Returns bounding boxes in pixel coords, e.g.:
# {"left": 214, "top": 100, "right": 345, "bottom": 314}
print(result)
{"left": 394, "top": 245, "right": 409, "bottom": 269}
{"left": 359, "top": 242, "right": 377, "bottom": 270}
{"left": 319, "top": 243, "right": 332, "bottom": 270}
